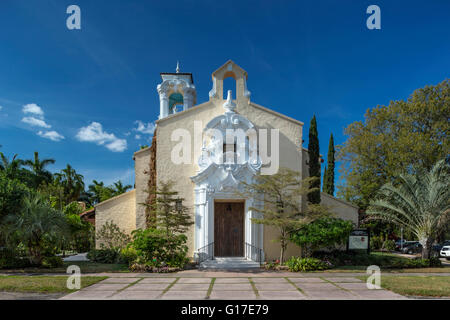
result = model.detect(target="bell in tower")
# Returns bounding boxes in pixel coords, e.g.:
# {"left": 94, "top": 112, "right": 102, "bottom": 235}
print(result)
{"left": 157, "top": 62, "right": 197, "bottom": 119}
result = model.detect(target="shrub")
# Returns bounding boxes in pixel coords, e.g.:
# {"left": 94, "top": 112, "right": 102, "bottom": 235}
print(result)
{"left": 130, "top": 228, "right": 189, "bottom": 269}
{"left": 382, "top": 239, "right": 396, "bottom": 252}
{"left": 286, "top": 257, "right": 331, "bottom": 272}
{"left": 370, "top": 235, "right": 383, "bottom": 251}
{"left": 120, "top": 246, "right": 138, "bottom": 265}
{"left": 96, "top": 221, "right": 131, "bottom": 250}
{"left": 87, "top": 248, "right": 120, "bottom": 264}
{"left": 128, "top": 263, "right": 181, "bottom": 273}
{"left": 41, "top": 256, "right": 64, "bottom": 268}
{"left": 290, "top": 217, "right": 354, "bottom": 256}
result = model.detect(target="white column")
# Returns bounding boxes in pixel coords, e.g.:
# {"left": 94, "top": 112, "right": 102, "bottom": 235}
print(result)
{"left": 158, "top": 90, "right": 169, "bottom": 119}
{"left": 183, "top": 87, "right": 195, "bottom": 111}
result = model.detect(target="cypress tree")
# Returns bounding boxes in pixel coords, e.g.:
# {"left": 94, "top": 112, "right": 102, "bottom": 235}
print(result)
{"left": 323, "top": 133, "right": 335, "bottom": 196}
{"left": 323, "top": 166, "right": 328, "bottom": 192}
{"left": 307, "top": 115, "right": 321, "bottom": 204}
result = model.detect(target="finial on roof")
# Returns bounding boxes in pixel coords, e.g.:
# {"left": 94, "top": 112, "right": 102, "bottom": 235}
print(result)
{"left": 223, "top": 90, "right": 236, "bottom": 113}
{"left": 176, "top": 61, "right": 180, "bottom": 73}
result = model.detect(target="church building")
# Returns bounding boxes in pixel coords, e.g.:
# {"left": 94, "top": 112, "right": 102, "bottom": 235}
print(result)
{"left": 95, "top": 60, "right": 358, "bottom": 265}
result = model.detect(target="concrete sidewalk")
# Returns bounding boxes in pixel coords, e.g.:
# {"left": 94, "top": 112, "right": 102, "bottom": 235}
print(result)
{"left": 60, "top": 275, "right": 407, "bottom": 300}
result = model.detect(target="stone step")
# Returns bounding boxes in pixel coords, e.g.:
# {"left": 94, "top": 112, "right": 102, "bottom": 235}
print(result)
{"left": 199, "top": 257, "right": 261, "bottom": 270}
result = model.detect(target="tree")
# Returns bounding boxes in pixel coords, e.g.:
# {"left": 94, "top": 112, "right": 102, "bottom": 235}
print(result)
{"left": 0, "top": 152, "right": 25, "bottom": 181}
{"left": 2, "top": 194, "right": 68, "bottom": 265}
{"left": 0, "top": 172, "right": 30, "bottom": 246}
{"left": 54, "top": 164, "right": 85, "bottom": 204}
{"left": 146, "top": 180, "right": 193, "bottom": 237}
{"left": 307, "top": 116, "right": 321, "bottom": 204}
{"left": 87, "top": 180, "right": 112, "bottom": 205}
{"left": 239, "top": 167, "right": 329, "bottom": 263}
{"left": 22, "top": 151, "right": 55, "bottom": 188}
{"left": 338, "top": 79, "right": 449, "bottom": 208}
{"left": 366, "top": 159, "right": 450, "bottom": 259}
{"left": 112, "top": 180, "right": 132, "bottom": 196}
{"left": 323, "top": 134, "right": 335, "bottom": 195}
{"left": 290, "top": 217, "right": 354, "bottom": 257}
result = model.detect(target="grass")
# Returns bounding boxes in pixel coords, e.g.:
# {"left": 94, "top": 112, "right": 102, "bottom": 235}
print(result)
{"left": 248, "top": 278, "right": 260, "bottom": 297}
{"left": 316, "top": 266, "right": 450, "bottom": 273}
{"left": 0, "top": 261, "right": 129, "bottom": 274}
{"left": 308, "top": 251, "right": 450, "bottom": 273}
{"left": 357, "top": 275, "right": 450, "bottom": 297}
{"left": 0, "top": 275, "right": 107, "bottom": 293}
{"left": 206, "top": 278, "right": 215, "bottom": 298}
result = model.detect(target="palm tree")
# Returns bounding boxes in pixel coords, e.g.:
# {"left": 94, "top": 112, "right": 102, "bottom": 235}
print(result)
{"left": 112, "top": 180, "right": 132, "bottom": 195}
{"left": 366, "top": 159, "right": 450, "bottom": 258}
{"left": 22, "top": 151, "right": 55, "bottom": 188}
{"left": 87, "top": 180, "right": 106, "bottom": 205}
{"left": 0, "top": 152, "right": 24, "bottom": 180}
{"left": 2, "top": 194, "right": 68, "bottom": 265}
{"left": 54, "top": 164, "right": 85, "bottom": 204}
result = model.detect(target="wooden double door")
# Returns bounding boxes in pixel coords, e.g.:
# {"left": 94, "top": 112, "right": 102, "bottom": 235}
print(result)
{"left": 214, "top": 201, "right": 244, "bottom": 257}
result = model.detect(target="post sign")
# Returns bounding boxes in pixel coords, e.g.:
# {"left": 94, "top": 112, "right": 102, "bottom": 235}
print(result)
{"left": 348, "top": 229, "right": 370, "bottom": 253}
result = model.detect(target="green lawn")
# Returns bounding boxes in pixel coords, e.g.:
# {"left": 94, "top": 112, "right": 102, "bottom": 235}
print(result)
{"left": 0, "top": 261, "right": 128, "bottom": 274}
{"left": 0, "top": 275, "right": 107, "bottom": 293}
{"left": 357, "top": 275, "right": 450, "bottom": 297}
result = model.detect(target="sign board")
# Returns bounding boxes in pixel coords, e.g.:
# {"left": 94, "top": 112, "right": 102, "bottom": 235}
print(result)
{"left": 348, "top": 229, "right": 370, "bottom": 252}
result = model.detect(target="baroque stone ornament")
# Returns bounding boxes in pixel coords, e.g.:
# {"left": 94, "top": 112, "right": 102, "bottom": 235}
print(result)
{"left": 191, "top": 89, "right": 261, "bottom": 190}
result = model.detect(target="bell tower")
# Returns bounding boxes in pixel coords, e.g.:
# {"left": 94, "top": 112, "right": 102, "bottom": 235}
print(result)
{"left": 209, "top": 60, "right": 251, "bottom": 104}
{"left": 157, "top": 62, "right": 197, "bottom": 119}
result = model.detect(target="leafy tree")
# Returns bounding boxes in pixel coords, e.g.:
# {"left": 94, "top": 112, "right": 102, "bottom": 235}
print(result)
{"left": 2, "top": 194, "right": 69, "bottom": 265}
{"left": 22, "top": 151, "right": 55, "bottom": 188}
{"left": 54, "top": 164, "right": 85, "bottom": 204}
{"left": 38, "top": 179, "right": 66, "bottom": 211}
{"left": 323, "top": 134, "right": 335, "bottom": 195}
{"left": 62, "top": 202, "right": 93, "bottom": 253}
{"left": 366, "top": 159, "right": 450, "bottom": 259}
{"left": 239, "top": 167, "right": 329, "bottom": 263}
{"left": 290, "top": 217, "right": 354, "bottom": 257}
{"left": 307, "top": 116, "right": 321, "bottom": 204}
{"left": 0, "top": 172, "right": 29, "bottom": 220}
{"left": 338, "top": 79, "right": 450, "bottom": 208}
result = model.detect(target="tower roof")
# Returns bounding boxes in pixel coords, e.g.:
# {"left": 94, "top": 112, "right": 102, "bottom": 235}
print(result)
{"left": 160, "top": 62, "right": 194, "bottom": 83}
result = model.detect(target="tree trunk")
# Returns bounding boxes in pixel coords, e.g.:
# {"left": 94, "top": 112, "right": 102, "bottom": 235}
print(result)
{"left": 280, "top": 240, "right": 285, "bottom": 264}
{"left": 419, "top": 237, "right": 433, "bottom": 259}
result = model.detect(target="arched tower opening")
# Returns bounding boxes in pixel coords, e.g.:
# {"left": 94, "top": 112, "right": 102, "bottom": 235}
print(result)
{"left": 157, "top": 62, "right": 196, "bottom": 119}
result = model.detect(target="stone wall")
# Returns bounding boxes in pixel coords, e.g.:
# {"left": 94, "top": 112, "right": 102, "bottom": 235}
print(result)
{"left": 95, "top": 189, "right": 136, "bottom": 248}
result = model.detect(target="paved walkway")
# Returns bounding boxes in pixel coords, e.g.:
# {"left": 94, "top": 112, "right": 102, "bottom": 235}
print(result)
{"left": 60, "top": 275, "right": 407, "bottom": 300}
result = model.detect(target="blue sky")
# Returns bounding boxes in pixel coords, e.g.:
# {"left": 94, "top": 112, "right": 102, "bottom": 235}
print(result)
{"left": 0, "top": 0, "right": 449, "bottom": 191}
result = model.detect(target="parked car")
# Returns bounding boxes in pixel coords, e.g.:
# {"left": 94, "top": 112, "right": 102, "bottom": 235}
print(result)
{"left": 440, "top": 246, "right": 450, "bottom": 260}
{"left": 401, "top": 242, "right": 422, "bottom": 254}
{"left": 395, "top": 239, "right": 408, "bottom": 250}
{"left": 432, "top": 240, "right": 450, "bottom": 252}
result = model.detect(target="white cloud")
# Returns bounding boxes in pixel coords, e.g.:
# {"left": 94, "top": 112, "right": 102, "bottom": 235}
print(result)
{"left": 134, "top": 120, "right": 155, "bottom": 135}
{"left": 135, "top": 134, "right": 141, "bottom": 139}
{"left": 22, "top": 103, "right": 44, "bottom": 118}
{"left": 76, "top": 122, "right": 127, "bottom": 152}
{"left": 37, "top": 130, "right": 65, "bottom": 141}
{"left": 0, "top": 105, "right": 3, "bottom": 111}
{"left": 105, "top": 139, "right": 127, "bottom": 152}
{"left": 21, "top": 116, "right": 51, "bottom": 128}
